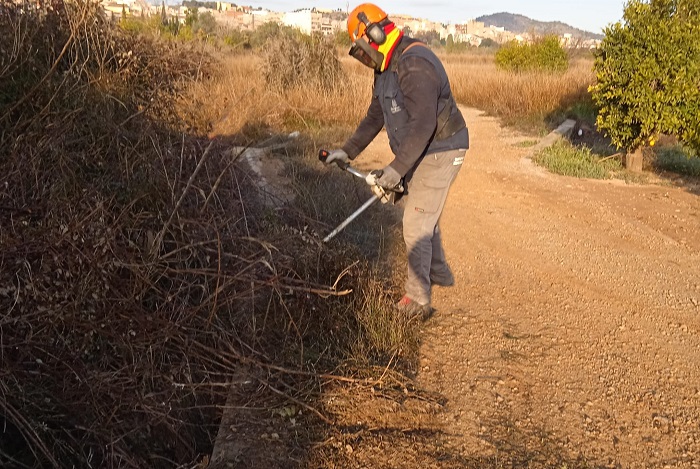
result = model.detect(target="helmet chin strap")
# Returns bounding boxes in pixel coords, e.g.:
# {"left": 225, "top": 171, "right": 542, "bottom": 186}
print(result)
{"left": 375, "top": 26, "right": 404, "bottom": 72}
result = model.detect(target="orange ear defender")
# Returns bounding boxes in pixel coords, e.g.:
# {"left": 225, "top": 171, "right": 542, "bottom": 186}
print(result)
{"left": 357, "top": 11, "right": 386, "bottom": 45}
{"left": 347, "top": 3, "right": 389, "bottom": 44}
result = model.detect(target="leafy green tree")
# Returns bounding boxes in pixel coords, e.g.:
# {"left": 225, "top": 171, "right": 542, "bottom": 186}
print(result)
{"left": 224, "top": 29, "right": 251, "bottom": 49}
{"left": 443, "top": 34, "right": 469, "bottom": 53}
{"left": 196, "top": 11, "right": 217, "bottom": 35}
{"left": 248, "top": 22, "right": 302, "bottom": 49}
{"left": 479, "top": 38, "right": 498, "bottom": 49}
{"left": 185, "top": 7, "right": 198, "bottom": 27}
{"left": 591, "top": 0, "right": 700, "bottom": 152}
{"left": 163, "top": 17, "right": 180, "bottom": 36}
{"left": 495, "top": 35, "right": 568, "bottom": 73}
{"left": 249, "top": 21, "right": 283, "bottom": 48}
{"left": 120, "top": 15, "right": 155, "bottom": 34}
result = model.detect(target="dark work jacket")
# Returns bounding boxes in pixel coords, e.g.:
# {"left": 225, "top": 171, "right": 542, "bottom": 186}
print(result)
{"left": 342, "top": 37, "right": 469, "bottom": 176}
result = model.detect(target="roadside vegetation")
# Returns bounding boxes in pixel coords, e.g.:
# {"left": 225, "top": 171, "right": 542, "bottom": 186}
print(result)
{"left": 533, "top": 141, "right": 625, "bottom": 180}
{"left": 655, "top": 145, "right": 700, "bottom": 177}
{"left": 536, "top": 0, "right": 699, "bottom": 183}
{"left": 0, "top": 2, "right": 414, "bottom": 467}
{"left": 3, "top": 0, "right": 698, "bottom": 466}
{"left": 591, "top": 0, "right": 700, "bottom": 156}
{"left": 444, "top": 52, "right": 595, "bottom": 132}
{"left": 495, "top": 35, "right": 569, "bottom": 73}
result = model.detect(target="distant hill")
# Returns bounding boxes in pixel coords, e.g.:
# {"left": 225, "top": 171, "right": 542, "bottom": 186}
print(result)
{"left": 476, "top": 12, "right": 604, "bottom": 40}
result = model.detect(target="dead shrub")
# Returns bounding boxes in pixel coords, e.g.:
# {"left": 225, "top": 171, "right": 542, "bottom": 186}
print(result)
{"left": 261, "top": 31, "right": 344, "bottom": 93}
{"left": 0, "top": 2, "right": 419, "bottom": 467}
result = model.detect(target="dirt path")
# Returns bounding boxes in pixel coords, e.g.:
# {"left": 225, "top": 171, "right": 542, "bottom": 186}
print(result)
{"left": 355, "top": 108, "right": 700, "bottom": 468}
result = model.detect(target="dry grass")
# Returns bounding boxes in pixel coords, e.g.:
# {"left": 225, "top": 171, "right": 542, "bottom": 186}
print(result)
{"left": 0, "top": 6, "right": 421, "bottom": 466}
{"left": 442, "top": 52, "right": 596, "bottom": 131}
{"left": 261, "top": 33, "right": 343, "bottom": 93}
{"left": 197, "top": 48, "right": 595, "bottom": 141}
{"left": 185, "top": 52, "right": 371, "bottom": 141}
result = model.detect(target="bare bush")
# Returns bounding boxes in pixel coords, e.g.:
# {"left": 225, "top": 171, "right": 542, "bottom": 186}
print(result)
{"left": 0, "top": 1, "right": 433, "bottom": 467}
{"left": 1, "top": 2, "right": 390, "bottom": 467}
{"left": 262, "top": 32, "right": 344, "bottom": 93}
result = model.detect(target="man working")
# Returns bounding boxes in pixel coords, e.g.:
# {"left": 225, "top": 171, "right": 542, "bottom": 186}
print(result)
{"left": 324, "top": 3, "right": 469, "bottom": 320}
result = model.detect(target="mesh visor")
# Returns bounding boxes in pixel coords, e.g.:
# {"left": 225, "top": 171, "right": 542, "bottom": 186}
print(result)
{"left": 349, "top": 39, "right": 383, "bottom": 70}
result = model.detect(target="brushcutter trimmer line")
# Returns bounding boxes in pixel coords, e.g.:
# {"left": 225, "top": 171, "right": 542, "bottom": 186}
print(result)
{"left": 318, "top": 149, "right": 403, "bottom": 243}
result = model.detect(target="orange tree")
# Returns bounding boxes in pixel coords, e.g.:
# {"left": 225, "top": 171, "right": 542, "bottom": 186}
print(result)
{"left": 591, "top": 0, "right": 700, "bottom": 152}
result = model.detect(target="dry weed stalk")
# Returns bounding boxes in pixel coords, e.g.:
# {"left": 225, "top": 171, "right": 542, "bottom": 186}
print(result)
{"left": 1, "top": 4, "right": 427, "bottom": 466}
{"left": 0, "top": 2, "right": 399, "bottom": 467}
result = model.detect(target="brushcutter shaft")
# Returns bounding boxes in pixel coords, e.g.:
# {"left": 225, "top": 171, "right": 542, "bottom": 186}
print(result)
{"left": 318, "top": 148, "right": 404, "bottom": 243}
{"left": 322, "top": 195, "right": 379, "bottom": 243}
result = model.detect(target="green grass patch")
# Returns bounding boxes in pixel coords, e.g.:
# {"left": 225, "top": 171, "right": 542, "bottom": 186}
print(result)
{"left": 655, "top": 145, "right": 700, "bottom": 177}
{"left": 533, "top": 140, "right": 622, "bottom": 179}
{"left": 514, "top": 140, "right": 538, "bottom": 148}
{"left": 566, "top": 99, "right": 598, "bottom": 125}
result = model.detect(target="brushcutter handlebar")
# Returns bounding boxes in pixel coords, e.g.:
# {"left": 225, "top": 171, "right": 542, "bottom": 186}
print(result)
{"left": 318, "top": 149, "right": 403, "bottom": 193}
{"left": 318, "top": 149, "right": 349, "bottom": 169}
{"left": 318, "top": 149, "right": 405, "bottom": 242}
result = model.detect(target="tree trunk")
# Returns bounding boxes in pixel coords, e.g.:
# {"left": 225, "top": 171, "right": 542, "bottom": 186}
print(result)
{"left": 625, "top": 148, "right": 644, "bottom": 172}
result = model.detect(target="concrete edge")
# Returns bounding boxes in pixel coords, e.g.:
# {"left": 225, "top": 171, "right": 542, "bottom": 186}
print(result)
{"left": 528, "top": 119, "right": 577, "bottom": 156}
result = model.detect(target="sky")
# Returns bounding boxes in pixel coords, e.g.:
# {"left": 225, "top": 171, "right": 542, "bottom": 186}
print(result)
{"left": 243, "top": 0, "right": 627, "bottom": 34}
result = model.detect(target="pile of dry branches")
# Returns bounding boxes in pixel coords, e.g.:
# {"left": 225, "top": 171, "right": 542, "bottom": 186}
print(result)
{"left": 0, "top": 2, "right": 394, "bottom": 467}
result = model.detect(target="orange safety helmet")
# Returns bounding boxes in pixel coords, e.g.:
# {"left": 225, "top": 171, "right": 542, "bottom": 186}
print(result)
{"left": 347, "top": 3, "right": 389, "bottom": 45}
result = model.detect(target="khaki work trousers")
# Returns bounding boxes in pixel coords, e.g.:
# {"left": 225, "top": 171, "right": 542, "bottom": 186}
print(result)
{"left": 403, "top": 148, "right": 465, "bottom": 305}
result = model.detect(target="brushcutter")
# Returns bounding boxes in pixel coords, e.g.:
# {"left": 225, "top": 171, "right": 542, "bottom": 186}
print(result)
{"left": 318, "top": 149, "right": 403, "bottom": 243}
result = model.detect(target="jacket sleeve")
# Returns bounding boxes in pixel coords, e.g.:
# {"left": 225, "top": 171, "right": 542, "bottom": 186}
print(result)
{"left": 388, "top": 55, "right": 441, "bottom": 176}
{"left": 341, "top": 91, "right": 384, "bottom": 160}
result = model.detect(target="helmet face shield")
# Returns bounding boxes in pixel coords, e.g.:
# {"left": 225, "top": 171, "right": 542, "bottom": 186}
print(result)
{"left": 349, "top": 38, "right": 384, "bottom": 71}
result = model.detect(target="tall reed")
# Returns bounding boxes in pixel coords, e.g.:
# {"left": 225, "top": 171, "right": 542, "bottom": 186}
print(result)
{"left": 443, "top": 52, "right": 596, "bottom": 129}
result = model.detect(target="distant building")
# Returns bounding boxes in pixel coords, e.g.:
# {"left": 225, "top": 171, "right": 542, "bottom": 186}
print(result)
{"left": 466, "top": 20, "right": 484, "bottom": 35}
{"left": 101, "top": 0, "right": 153, "bottom": 19}
{"left": 392, "top": 14, "right": 443, "bottom": 37}
{"left": 94, "top": 2, "right": 594, "bottom": 49}
{"left": 216, "top": 1, "right": 233, "bottom": 12}
{"left": 217, "top": 8, "right": 282, "bottom": 30}
{"left": 254, "top": 10, "right": 283, "bottom": 27}
{"left": 283, "top": 9, "right": 322, "bottom": 35}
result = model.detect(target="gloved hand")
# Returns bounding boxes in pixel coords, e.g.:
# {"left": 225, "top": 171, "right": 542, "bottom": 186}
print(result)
{"left": 324, "top": 149, "right": 349, "bottom": 166}
{"left": 365, "top": 165, "right": 402, "bottom": 190}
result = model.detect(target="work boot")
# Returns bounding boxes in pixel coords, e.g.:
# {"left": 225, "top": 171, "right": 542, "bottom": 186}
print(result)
{"left": 397, "top": 295, "right": 433, "bottom": 321}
